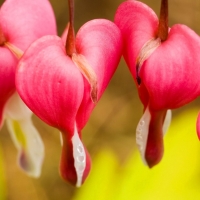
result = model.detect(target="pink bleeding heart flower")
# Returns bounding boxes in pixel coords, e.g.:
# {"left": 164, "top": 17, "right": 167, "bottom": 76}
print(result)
{"left": 0, "top": 0, "right": 56, "bottom": 176}
{"left": 115, "top": 0, "right": 200, "bottom": 167}
{"left": 16, "top": 4, "right": 122, "bottom": 185}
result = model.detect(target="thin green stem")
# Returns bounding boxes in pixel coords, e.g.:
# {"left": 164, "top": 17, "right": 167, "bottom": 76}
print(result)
{"left": 157, "top": 0, "right": 168, "bottom": 41}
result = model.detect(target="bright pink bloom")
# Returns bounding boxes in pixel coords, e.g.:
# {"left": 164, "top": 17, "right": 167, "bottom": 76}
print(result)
{"left": 0, "top": 0, "right": 56, "bottom": 126}
{"left": 115, "top": 0, "right": 200, "bottom": 167}
{"left": 16, "top": 19, "right": 122, "bottom": 186}
{"left": 0, "top": 0, "right": 56, "bottom": 176}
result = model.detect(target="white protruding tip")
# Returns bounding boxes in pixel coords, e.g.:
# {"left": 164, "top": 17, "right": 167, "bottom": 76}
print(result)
{"left": 162, "top": 109, "right": 172, "bottom": 135}
{"left": 136, "top": 107, "right": 171, "bottom": 165}
{"left": 72, "top": 123, "right": 86, "bottom": 187}
{"left": 136, "top": 106, "right": 151, "bottom": 165}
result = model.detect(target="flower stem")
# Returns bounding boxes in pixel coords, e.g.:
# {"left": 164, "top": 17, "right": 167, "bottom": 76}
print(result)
{"left": 157, "top": 0, "right": 168, "bottom": 41}
{"left": 0, "top": 27, "right": 6, "bottom": 46}
{"left": 65, "top": 0, "right": 76, "bottom": 56}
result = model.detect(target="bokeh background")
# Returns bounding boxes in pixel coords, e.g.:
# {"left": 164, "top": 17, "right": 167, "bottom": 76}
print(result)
{"left": 1, "top": 0, "right": 200, "bottom": 199}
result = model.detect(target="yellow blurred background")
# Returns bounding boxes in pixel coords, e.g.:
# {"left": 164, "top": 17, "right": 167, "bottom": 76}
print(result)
{"left": 1, "top": 0, "right": 200, "bottom": 199}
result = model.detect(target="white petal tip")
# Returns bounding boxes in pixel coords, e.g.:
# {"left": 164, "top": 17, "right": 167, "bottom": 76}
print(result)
{"left": 18, "top": 149, "right": 44, "bottom": 178}
{"left": 72, "top": 124, "right": 86, "bottom": 187}
{"left": 162, "top": 109, "right": 172, "bottom": 135}
{"left": 136, "top": 106, "right": 151, "bottom": 165}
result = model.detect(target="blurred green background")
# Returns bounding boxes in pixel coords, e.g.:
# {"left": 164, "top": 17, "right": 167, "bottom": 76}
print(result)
{"left": 1, "top": 0, "right": 200, "bottom": 199}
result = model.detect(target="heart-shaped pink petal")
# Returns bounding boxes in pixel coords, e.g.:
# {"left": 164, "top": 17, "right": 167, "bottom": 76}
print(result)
{"left": 16, "top": 35, "right": 84, "bottom": 133}
{"left": 16, "top": 35, "right": 90, "bottom": 186}
{"left": 16, "top": 18, "right": 122, "bottom": 185}
{"left": 0, "top": 0, "right": 57, "bottom": 50}
{"left": 0, "top": 48, "right": 16, "bottom": 127}
{"left": 141, "top": 25, "right": 200, "bottom": 110}
{"left": 0, "top": 0, "right": 57, "bottom": 125}
{"left": 74, "top": 19, "right": 123, "bottom": 131}
{"left": 115, "top": 0, "right": 158, "bottom": 80}
{"left": 115, "top": 0, "right": 200, "bottom": 110}
{"left": 115, "top": 0, "right": 200, "bottom": 167}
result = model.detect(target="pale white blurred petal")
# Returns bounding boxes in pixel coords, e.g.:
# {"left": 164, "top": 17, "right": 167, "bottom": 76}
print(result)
{"left": 5, "top": 92, "right": 32, "bottom": 120}
{"left": 162, "top": 109, "right": 172, "bottom": 135}
{"left": 136, "top": 106, "right": 151, "bottom": 165}
{"left": 4, "top": 93, "right": 44, "bottom": 177}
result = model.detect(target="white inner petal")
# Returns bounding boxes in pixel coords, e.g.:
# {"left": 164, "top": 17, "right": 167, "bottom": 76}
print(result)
{"left": 162, "top": 109, "right": 172, "bottom": 135}
{"left": 4, "top": 92, "right": 32, "bottom": 120}
{"left": 4, "top": 92, "right": 44, "bottom": 177}
{"left": 136, "top": 107, "right": 171, "bottom": 165}
{"left": 71, "top": 123, "right": 86, "bottom": 187}
{"left": 136, "top": 106, "right": 151, "bottom": 165}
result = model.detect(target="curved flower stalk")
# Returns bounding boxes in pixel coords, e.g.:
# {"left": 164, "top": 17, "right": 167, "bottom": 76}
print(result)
{"left": 0, "top": 0, "right": 57, "bottom": 176}
{"left": 115, "top": 0, "right": 200, "bottom": 167}
{"left": 16, "top": 0, "right": 122, "bottom": 186}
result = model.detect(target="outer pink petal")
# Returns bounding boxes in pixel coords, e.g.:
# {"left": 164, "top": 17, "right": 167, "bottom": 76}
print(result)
{"left": 75, "top": 19, "right": 123, "bottom": 130}
{"left": 16, "top": 35, "right": 83, "bottom": 133}
{"left": 16, "top": 35, "right": 91, "bottom": 186}
{"left": 115, "top": 0, "right": 200, "bottom": 167}
{"left": 114, "top": 0, "right": 158, "bottom": 79}
{"left": 60, "top": 20, "right": 122, "bottom": 184}
{"left": 0, "top": 47, "right": 16, "bottom": 126}
{"left": 115, "top": 0, "right": 200, "bottom": 110}
{"left": 141, "top": 25, "right": 200, "bottom": 110}
{"left": 0, "top": 0, "right": 57, "bottom": 125}
{"left": 0, "top": 0, "right": 57, "bottom": 50}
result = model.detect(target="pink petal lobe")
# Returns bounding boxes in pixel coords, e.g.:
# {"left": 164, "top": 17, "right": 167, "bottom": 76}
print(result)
{"left": 0, "top": 0, "right": 57, "bottom": 126}
{"left": 141, "top": 25, "right": 200, "bottom": 110}
{"left": 74, "top": 19, "right": 123, "bottom": 130}
{"left": 16, "top": 36, "right": 92, "bottom": 185}
{"left": 114, "top": 0, "right": 158, "bottom": 79}
{"left": 59, "top": 20, "right": 122, "bottom": 184}
{"left": 0, "top": 0, "right": 57, "bottom": 50}
{"left": 0, "top": 47, "right": 16, "bottom": 126}
{"left": 115, "top": 0, "right": 200, "bottom": 167}
{"left": 16, "top": 35, "right": 84, "bottom": 133}
{"left": 115, "top": 0, "right": 200, "bottom": 110}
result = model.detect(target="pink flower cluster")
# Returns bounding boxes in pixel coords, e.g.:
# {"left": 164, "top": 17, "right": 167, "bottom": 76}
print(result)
{"left": 1, "top": 0, "right": 200, "bottom": 186}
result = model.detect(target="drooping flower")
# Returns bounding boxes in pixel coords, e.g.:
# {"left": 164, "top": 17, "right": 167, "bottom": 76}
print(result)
{"left": 0, "top": 0, "right": 57, "bottom": 176}
{"left": 115, "top": 0, "right": 200, "bottom": 167}
{"left": 16, "top": 0, "right": 122, "bottom": 186}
